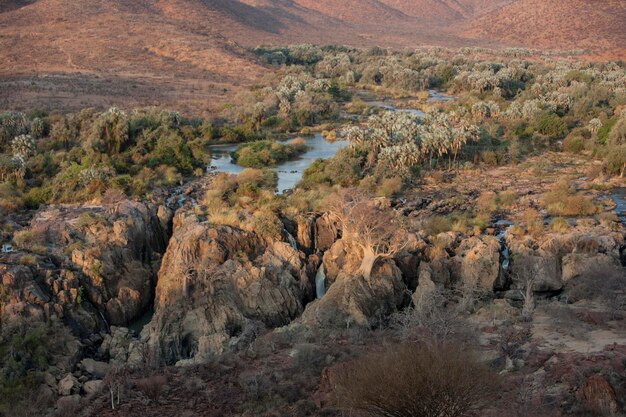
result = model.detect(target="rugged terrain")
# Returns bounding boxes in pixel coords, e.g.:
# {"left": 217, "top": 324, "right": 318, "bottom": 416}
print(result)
{"left": 1, "top": 0, "right": 625, "bottom": 112}
{"left": 1, "top": 152, "right": 625, "bottom": 416}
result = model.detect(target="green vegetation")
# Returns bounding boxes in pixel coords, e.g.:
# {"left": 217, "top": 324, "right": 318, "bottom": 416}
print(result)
{"left": 232, "top": 138, "right": 307, "bottom": 168}
{"left": 0, "top": 319, "right": 73, "bottom": 415}
{"left": 0, "top": 108, "right": 214, "bottom": 212}
{"left": 0, "top": 47, "right": 624, "bottom": 221}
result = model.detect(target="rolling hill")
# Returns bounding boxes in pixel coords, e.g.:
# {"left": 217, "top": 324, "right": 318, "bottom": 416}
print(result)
{"left": 0, "top": 0, "right": 624, "bottom": 112}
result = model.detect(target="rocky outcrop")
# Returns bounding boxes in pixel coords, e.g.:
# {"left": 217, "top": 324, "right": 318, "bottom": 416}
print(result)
{"left": 0, "top": 264, "right": 99, "bottom": 334}
{"left": 506, "top": 229, "right": 625, "bottom": 294}
{"left": 300, "top": 261, "right": 407, "bottom": 328}
{"left": 299, "top": 235, "right": 409, "bottom": 328}
{"left": 314, "top": 214, "right": 339, "bottom": 252}
{"left": 562, "top": 253, "right": 621, "bottom": 283}
{"left": 451, "top": 236, "right": 501, "bottom": 291}
{"left": 321, "top": 239, "right": 361, "bottom": 283}
{"left": 22, "top": 200, "right": 172, "bottom": 327}
{"left": 146, "top": 215, "right": 309, "bottom": 364}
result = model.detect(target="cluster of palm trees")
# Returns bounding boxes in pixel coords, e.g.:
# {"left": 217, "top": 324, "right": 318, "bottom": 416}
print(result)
{"left": 347, "top": 110, "right": 480, "bottom": 175}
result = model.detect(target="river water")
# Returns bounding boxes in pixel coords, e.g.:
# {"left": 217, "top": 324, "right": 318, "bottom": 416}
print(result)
{"left": 612, "top": 187, "right": 626, "bottom": 223}
{"left": 208, "top": 90, "right": 453, "bottom": 193}
{"left": 209, "top": 134, "right": 347, "bottom": 193}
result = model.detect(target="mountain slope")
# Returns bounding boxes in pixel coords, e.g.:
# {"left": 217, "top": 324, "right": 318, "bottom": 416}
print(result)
{"left": 461, "top": 0, "right": 626, "bottom": 55}
{"left": 0, "top": 0, "right": 624, "bottom": 112}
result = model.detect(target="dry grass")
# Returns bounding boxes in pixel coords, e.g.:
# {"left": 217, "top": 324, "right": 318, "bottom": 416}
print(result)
{"left": 542, "top": 181, "right": 597, "bottom": 217}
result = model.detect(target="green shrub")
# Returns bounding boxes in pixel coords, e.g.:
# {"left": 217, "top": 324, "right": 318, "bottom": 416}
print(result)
{"left": 536, "top": 113, "right": 568, "bottom": 138}
{"left": 563, "top": 133, "right": 587, "bottom": 154}
{"left": 232, "top": 139, "right": 307, "bottom": 168}
{"left": 23, "top": 186, "right": 52, "bottom": 209}
{"left": 604, "top": 145, "right": 626, "bottom": 176}
{"left": 597, "top": 117, "right": 617, "bottom": 144}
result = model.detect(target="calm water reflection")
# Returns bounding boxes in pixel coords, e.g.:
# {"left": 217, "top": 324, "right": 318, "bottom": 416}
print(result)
{"left": 209, "top": 134, "right": 347, "bottom": 193}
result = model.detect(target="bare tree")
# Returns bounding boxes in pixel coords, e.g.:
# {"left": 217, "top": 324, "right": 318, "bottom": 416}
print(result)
{"left": 103, "top": 366, "right": 128, "bottom": 410}
{"left": 327, "top": 189, "right": 408, "bottom": 279}
{"left": 513, "top": 255, "right": 537, "bottom": 321}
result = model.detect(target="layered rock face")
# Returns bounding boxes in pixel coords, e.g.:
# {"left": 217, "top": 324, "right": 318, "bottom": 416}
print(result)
{"left": 0, "top": 200, "right": 172, "bottom": 334}
{"left": 146, "top": 214, "right": 310, "bottom": 364}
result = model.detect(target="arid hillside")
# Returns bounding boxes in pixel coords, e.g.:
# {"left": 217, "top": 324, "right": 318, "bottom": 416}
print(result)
{"left": 0, "top": 0, "right": 624, "bottom": 112}
{"left": 461, "top": 0, "right": 626, "bottom": 59}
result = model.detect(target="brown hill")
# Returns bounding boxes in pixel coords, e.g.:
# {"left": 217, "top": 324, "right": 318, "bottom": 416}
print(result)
{"left": 0, "top": 0, "right": 624, "bottom": 112}
{"left": 461, "top": 0, "right": 626, "bottom": 57}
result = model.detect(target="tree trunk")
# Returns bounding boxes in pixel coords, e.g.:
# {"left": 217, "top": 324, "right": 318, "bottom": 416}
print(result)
{"left": 359, "top": 247, "right": 380, "bottom": 279}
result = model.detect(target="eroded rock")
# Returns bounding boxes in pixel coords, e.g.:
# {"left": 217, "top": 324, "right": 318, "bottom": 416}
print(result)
{"left": 146, "top": 217, "right": 309, "bottom": 364}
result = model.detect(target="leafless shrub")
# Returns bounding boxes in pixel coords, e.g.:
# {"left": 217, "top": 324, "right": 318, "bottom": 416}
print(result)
{"left": 541, "top": 302, "right": 590, "bottom": 339}
{"left": 292, "top": 343, "right": 327, "bottom": 373}
{"left": 53, "top": 396, "right": 82, "bottom": 417}
{"left": 497, "top": 324, "right": 532, "bottom": 361}
{"left": 334, "top": 342, "right": 499, "bottom": 417}
{"left": 390, "top": 289, "right": 477, "bottom": 345}
{"left": 135, "top": 374, "right": 167, "bottom": 403}
{"left": 565, "top": 263, "right": 626, "bottom": 319}
{"left": 512, "top": 254, "right": 538, "bottom": 321}
{"left": 326, "top": 188, "right": 408, "bottom": 279}
{"left": 183, "top": 376, "right": 205, "bottom": 394}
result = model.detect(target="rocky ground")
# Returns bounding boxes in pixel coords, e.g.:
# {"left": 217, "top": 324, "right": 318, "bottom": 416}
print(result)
{"left": 1, "top": 153, "right": 625, "bottom": 416}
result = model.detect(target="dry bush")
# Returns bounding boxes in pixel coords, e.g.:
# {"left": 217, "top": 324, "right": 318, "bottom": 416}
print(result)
{"left": 376, "top": 176, "right": 403, "bottom": 197}
{"left": 291, "top": 343, "right": 327, "bottom": 373}
{"left": 542, "top": 181, "right": 597, "bottom": 217}
{"left": 390, "top": 294, "right": 477, "bottom": 345}
{"left": 425, "top": 216, "right": 453, "bottom": 236}
{"left": 53, "top": 396, "right": 82, "bottom": 417}
{"left": 521, "top": 208, "right": 544, "bottom": 237}
{"left": 497, "top": 190, "right": 518, "bottom": 209}
{"left": 565, "top": 263, "right": 626, "bottom": 317}
{"left": 497, "top": 324, "right": 532, "bottom": 361}
{"left": 334, "top": 342, "right": 499, "bottom": 417}
{"left": 135, "top": 374, "right": 167, "bottom": 402}
{"left": 550, "top": 217, "right": 571, "bottom": 233}
{"left": 477, "top": 191, "right": 498, "bottom": 215}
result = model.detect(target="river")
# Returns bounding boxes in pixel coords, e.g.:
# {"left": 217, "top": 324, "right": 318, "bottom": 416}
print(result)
{"left": 612, "top": 187, "right": 626, "bottom": 224}
{"left": 209, "top": 134, "right": 347, "bottom": 193}
{"left": 208, "top": 90, "right": 452, "bottom": 193}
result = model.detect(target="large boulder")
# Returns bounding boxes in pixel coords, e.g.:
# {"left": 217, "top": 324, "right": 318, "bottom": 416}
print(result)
{"left": 314, "top": 214, "right": 339, "bottom": 252}
{"left": 295, "top": 215, "right": 315, "bottom": 255}
{"left": 579, "top": 373, "right": 619, "bottom": 415}
{"left": 451, "top": 236, "right": 501, "bottom": 291}
{"left": 562, "top": 253, "right": 620, "bottom": 283}
{"left": 300, "top": 261, "right": 407, "bottom": 328}
{"left": 322, "top": 239, "right": 361, "bottom": 283}
{"left": 146, "top": 217, "right": 309, "bottom": 364}
{"left": 83, "top": 380, "right": 104, "bottom": 397}
{"left": 58, "top": 373, "right": 80, "bottom": 396}
{"left": 507, "top": 228, "right": 625, "bottom": 294}
{"left": 80, "top": 358, "right": 110, "bottom": 379}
